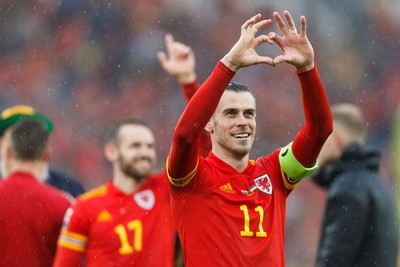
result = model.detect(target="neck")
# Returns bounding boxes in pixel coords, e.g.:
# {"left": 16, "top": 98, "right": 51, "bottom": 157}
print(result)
{"left": 8, "top": 160, "right": 47, "bottom": 181}
{"left": 212, "top": 147, "right": 249, "bottom": 172}
{"left": 112, "top": 168, "right": 146, "bottom": 194}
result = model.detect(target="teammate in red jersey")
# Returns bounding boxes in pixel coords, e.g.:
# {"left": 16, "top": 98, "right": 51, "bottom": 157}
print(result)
{"left": 166, "top": 11, "right": 333, "bottom": 266}
{"left": 0, "top": 104, "right": 85, "bottom": 198}
{"left": 53, "top": 35, "right": 203, "bottom": 267}
{"left": 53, "top": 118, "right": 175, "bottom": 267}
{"left": 0, "top": 119, "right": 71, "bottom": 267}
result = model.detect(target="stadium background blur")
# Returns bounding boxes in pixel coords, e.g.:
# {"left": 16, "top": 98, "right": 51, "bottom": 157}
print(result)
{"left": 1, "top": 1, "right": 399, "bottom": 266}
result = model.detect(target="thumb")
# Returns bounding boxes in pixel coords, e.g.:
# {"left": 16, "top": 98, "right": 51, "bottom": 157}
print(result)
{"left": 157, "top": 51, "right": 168, "bottom": 67}
{"left": 273, "top": 54, "right": 289, "bottom": 65}
{"left": 256, "top": 56, "right": 275, "bottom": 66}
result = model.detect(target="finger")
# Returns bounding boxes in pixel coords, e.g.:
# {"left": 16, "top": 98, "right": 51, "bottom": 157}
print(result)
{"left": 172, "top": 43, "right": 191, "bottom": 59}
{"left": 241, "top": 13, "right": 262, "bottom": 31}
{"left": 157, "top": 51, "right": 168, "bottom": 67}
{"left": 251, "top": 19, "right": 272, "bottom": 35}
{"left": 255, "top": 34, "right": 273, "bottom": 45}
{"left": 283, "top": 10, "right": 297, "bottom": 34}
{"left": 300, "top": 15, "right": 306, "bottom": 37}
{"left": 273, "top": 11, "right": 289, "bottom": 35}
{"left": 165, "top": 34, "right": 175, "bottom": 58}
{"left": 268, "top": 32, "right": 284, "bottom": 48}
{"left": 256, "top": 55, "right": 274, "bottom": 66}
{"left": 273, "top": 54, "right": 290, "bottom": 65}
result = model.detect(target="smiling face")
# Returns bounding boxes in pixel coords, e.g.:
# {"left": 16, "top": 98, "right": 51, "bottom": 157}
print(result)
{"left": 207, "top": 90, "right": 256, "bottom": 159}
{"left": 109, "top": 124, "right": 156, "bottom": 181}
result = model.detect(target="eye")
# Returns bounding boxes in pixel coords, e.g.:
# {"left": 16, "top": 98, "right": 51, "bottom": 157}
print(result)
{"left": 225, "top": 110, "right": 237, "bottom": 117}
{"left": 131, "top": 143, "right": 141, "bottom": 148}
{"left": 244, "top": 111, "right": 255, "bottom": 118}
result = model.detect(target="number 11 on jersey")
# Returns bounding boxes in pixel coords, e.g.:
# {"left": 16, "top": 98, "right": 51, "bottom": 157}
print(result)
{"left": 240, "top": 205, "right": 267, "bottom": 237}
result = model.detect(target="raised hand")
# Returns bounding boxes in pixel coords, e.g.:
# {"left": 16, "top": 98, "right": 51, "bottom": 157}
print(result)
{"left": 158, "top": 34, "right": 196, "bottom": 84}
{"left": 269, "top": 10, "right": 314, "bottom": 72}
{"left": 221, "top": 14, "right": 274, "bottom": 72}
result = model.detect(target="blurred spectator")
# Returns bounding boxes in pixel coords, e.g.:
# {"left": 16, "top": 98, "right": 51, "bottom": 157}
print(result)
{"left": 312, "top": 103, "right": 398, "bottom": 266}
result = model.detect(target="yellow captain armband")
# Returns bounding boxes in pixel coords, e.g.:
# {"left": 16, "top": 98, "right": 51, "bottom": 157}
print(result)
{"left": 165, "top": 156, "right": 199, "bottom": 188}
{"left": 279, "top": 142, "right": 318, "bottom": 183}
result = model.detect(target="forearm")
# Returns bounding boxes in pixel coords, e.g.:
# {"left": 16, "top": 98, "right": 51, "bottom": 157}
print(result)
{"left": 169, "top": 62, "right": 235, "bottom": 177}
{"left": 180, "top": 81, "right": 212, "bottom": 157}
{"left": 180, "top": 80, "right": 199, "bottom": 103}
{"left": 292, "top": 66, "right": 333, "bottom": 167}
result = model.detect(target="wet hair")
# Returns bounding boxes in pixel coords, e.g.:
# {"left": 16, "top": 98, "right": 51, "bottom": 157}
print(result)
{"left": 104, "top": 118, "right": 150, "bottom": 145}
{"left": 10, "top": 119, "right": 49, "bottom": 161}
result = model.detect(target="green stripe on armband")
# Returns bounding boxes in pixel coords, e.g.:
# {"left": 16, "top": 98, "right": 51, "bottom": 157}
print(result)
{"left": 279, "top": 142, "right": 318, "bottom": 182}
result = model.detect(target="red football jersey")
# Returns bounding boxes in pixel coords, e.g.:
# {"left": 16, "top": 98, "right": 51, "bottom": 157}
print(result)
{"left": 169, "top": 151, "right": 296, "bottom": 267}
{"left": 53, "top": 172, "right": 175, "bottom": 267}
{"left": 0, "top": 172, "right": 71, "bottom": 267}
{"left": 167, "top": 61, "right": 331, "bottom": 267}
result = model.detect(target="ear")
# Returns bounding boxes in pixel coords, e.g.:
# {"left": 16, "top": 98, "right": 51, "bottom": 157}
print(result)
{"left": 332, "top": 130, "right": 347, "bottom": 150}
{"left": 42, "top": 150, "right": 51, "bottom": 162}
{"left": 204, "top": 120, "right": 214, "bottom": 134}
{"left": 6, "top": 145, "right": 12, "bottom": 159}
{"left": 104, "top": 143, "right": 118, "bottom": 161}
{"left": 43, "top": 146, "right": 52, "bottom": 162}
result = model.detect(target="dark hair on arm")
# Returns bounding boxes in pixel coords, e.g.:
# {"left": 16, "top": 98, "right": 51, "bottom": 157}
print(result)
{"left": 11, "top": 119, "right": 49, "bottom": 161}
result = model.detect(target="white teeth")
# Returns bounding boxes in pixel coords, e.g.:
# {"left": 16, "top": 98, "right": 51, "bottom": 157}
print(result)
{"left": 234, "top": 133, "right": 249, "bottom": 139}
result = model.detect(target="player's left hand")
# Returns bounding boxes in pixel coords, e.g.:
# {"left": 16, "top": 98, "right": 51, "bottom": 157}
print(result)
{"left": 268, "top": 10, "right": 314, "bottom": 73}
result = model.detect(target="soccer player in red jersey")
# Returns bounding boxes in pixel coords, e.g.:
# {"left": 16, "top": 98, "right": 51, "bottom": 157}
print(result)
{"left": 0, "top": 105, "right": 85, "bottom": 198}
{"left": 166, "top": 11, "right": 333, "bottom": 266}
{"left": 53, "top": 118, "right": 175, "bottom": 267}
{"left": 0, "top": 119, "right": 71, "bottom": 267}
{"left": 53, "top": 35, "right": 203, "bottom": 267}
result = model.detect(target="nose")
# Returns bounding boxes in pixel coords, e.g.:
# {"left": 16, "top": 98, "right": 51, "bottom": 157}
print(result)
{"left": 236, "top": 114, "right": 249, "bottom": 127}
{"left": 138, "top": 144, "right": 156, "bottom": 158}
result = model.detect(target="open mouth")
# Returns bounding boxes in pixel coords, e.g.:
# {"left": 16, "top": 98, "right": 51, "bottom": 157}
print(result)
{"left": 233, "top": 133, "right": 250, "bottom": 139}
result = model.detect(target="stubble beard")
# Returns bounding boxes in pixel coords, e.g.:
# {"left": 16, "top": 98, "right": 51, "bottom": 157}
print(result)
{"left": 215, "top": 130, "right": 253, "bottom": 158}
{"left": 117, "top": 156, "right": 153, "bottom": 182}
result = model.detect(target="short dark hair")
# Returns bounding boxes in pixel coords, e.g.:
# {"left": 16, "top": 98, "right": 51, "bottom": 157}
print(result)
{"left": 11, "top": 119, "right": 49, "bottom": 161}
{"left": 104, "top": 118, "right": 149, "bottom": 145}
{"left": 226, "top": 82, "right": 251, "bottom": 93}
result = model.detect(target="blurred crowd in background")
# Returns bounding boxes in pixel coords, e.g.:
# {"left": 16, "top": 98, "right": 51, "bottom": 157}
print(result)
{"left": 0, "top": 0, "right": 399, "bottom": 266}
